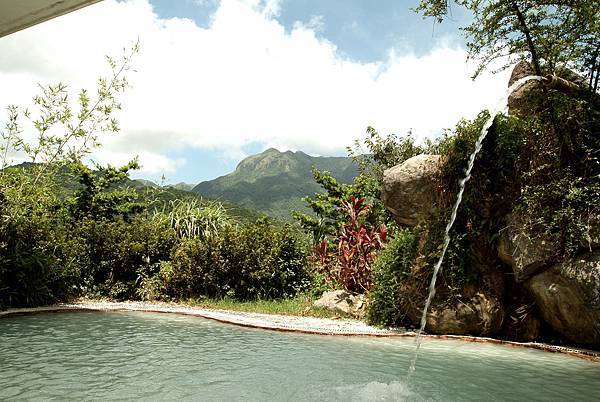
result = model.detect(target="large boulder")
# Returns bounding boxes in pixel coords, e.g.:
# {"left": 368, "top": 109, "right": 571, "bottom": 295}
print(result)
{"left": 314, "top": 290, "right": 365, "bottom": 317}
{"left": 382, "top": 154, "right": 441, "bottom": 226}
{"left": 498, "top": 213, "right": 600, "bottom": 282}
{"left": 507, "top": 61, "right": 543, "bottom": 117}
{"left": 528, "top": 252, "right": 600, "bottom": 345}
{"left": 424, "top": 292, "right": 504, "bottom": 336}
{"left": 497, "top": 214, "right": 558, "bottom": 282}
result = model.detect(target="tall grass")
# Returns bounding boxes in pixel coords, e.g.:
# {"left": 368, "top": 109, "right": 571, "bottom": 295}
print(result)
{"left": 154, "top": 199, "right": 232, "bottom": 240}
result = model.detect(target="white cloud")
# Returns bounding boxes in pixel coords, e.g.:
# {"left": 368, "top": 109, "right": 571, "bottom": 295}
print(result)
{"left": 0, "top": 0, "right": 511, "bottom": 175}
{"left": 93, "top": 149, "right": 187, "bottom": 175}
{"left": 294, "top": 15, "right": 325, "bottom": 33}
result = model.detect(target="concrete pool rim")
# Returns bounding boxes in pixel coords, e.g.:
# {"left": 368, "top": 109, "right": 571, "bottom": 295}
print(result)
{"left": 2, "top": 301, "right": 598, "bottom": 363}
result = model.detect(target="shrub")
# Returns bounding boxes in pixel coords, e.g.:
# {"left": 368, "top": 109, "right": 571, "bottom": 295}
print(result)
{"left": 0, "top": 173, "right": 79, "bottom": 308}
{"left": 161, "top": 238, "right": 223, "bottom": 299}
{"left": 73, "top": 216, "right": 178, "bottom": 299}
{"left": 0, "top": 43, "right": 138, "bottom": 308}
{"left": 366, "top": 228, "right": 419, "bottom": 327}
{"left": 0, "top": 215, "right": 77, "bottom": 307}
{"left": 336, "top": 197, "right": 387, "bottom": 292}
{"left": 162, "top": 218, "right": 310, "bottom": 301}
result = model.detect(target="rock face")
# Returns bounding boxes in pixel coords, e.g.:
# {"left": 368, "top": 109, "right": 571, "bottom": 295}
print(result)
{"left": 582, "top": 215, "right": 600, "bottom": 252}
{"left": 314, "top": 290, "right": 365, "bottom": 317}
{"left": 382, "top": 154, "right": 441, "bottom": 226}
{"left": 498, "top": 213, "right": 600, "bottom": 344}
{"left": 528, "top": 252, "right": 600, "bottom": 344}
{"left": 497, "top": 214, "right": 558, "bottom": 282}
{"left": 425, "top": 292, "right": 504, "bottom": 336}
{"left": 376, "top": 63, "right": 600, "bottom": 345}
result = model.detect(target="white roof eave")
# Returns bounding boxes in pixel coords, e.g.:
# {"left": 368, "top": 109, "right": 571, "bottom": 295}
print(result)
{"left": 0, "top": 0, "right": 102, "bottom": 38}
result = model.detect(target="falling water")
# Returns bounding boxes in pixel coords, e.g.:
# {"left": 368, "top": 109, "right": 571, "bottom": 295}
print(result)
{"left": 408, "top": 75, "right": 544, "bottom": 375}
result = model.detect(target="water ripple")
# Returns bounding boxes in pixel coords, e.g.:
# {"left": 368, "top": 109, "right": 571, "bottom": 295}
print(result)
{"left": 0, "top": 311, "right": 598, "bottom": 401}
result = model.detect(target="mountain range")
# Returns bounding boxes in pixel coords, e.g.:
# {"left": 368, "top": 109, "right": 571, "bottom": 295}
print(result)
{"left": 6, "top": 148, "right": 358, "bottom": 221}
{"left": 4, "top": 162, "right": 261, "bottom": 222}
{"left": 191, "top": 148, "right": 358, "bottom": 220}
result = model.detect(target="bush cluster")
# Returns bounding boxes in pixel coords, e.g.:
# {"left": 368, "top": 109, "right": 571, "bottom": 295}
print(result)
{"left": 160, "top": 219, "right": 309, "bottom": 300}
{"left": 0, "top": 165, "right": 310, "bottom": 309}
{"left": 366, "top": 228, "right": 419, "bottom": 327}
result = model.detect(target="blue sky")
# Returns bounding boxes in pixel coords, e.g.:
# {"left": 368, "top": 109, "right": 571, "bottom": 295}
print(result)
{"left": 151, "top": 0, "right": 471, "bottom": 62}
{"left": 0, "top": 0, "right": 508, "bottom": 185}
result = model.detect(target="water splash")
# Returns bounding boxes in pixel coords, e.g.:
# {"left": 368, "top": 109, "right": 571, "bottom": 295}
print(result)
{"left": 408, "top": 75, "right": 544, "bottom": 376}
{"left": 337, "top": 381, "right": 420, "bottom": 402}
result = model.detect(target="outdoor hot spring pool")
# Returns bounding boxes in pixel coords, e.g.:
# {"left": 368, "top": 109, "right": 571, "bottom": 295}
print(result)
{"left": 1, "top": 311, "right": 598, "bottom": 401}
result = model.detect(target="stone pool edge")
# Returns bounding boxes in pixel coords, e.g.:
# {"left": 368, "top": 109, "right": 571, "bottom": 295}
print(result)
{"left": 2, "top": 301, "right": 599, "bottom": 363}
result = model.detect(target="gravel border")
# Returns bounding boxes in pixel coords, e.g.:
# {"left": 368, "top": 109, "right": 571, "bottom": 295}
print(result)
{"left": 2, "top": 301, "right": 599, "bottom": 362}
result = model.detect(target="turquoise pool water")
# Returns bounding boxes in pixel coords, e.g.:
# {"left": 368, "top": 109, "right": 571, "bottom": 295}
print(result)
{"left": 0, "top": 311, "right": 598, "bottom": 401}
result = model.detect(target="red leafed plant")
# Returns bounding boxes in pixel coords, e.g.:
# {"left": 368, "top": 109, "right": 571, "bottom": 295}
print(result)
{"left": 313, "top": 196, "right": 388, "bottom": 293}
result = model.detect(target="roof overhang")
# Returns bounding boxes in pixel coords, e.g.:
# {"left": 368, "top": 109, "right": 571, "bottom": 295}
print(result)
{"left": 0, "top": 0, "right": 102, "bottom": 38}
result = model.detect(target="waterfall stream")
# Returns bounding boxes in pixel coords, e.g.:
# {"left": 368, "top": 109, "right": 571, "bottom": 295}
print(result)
{"left": 408, "top": 75, "right": 544, "bottom": 375}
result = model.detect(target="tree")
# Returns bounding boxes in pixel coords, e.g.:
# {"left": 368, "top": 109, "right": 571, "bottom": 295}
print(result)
{"left": 1, "top": 41, "right": 140, "bottom": 177}
{"left": 0, "top": 42, "right": 139, "bottom": 308}
{"left": 295, "top": 126, "right": 426, "bottom": 244}
{"left": 69, "top": 159, "right": 143, "bottom": 221}
{"left": 417, "top": 1, "right": 600, "bottom": 92}
{"left": 347, "top": 126, "right": 426, "bottom": 192}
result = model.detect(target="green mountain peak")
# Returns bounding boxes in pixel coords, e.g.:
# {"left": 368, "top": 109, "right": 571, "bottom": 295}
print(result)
{"left": 192, "top": 148, "right": 357, "bottom": 220}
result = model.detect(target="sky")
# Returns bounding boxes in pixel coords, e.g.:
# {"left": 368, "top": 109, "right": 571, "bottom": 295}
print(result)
{"left": 0, "top": 0, "right": 511, "bottom": 184}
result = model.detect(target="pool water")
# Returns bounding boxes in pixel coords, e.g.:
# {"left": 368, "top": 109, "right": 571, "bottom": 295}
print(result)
{"left": 0, "top": 311, "right": 598, "bottom": 401}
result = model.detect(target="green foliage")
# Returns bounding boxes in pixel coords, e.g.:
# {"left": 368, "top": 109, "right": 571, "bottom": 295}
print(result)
{"left": 0, "top": 42, "right": 318, "bottom": 310}
{"left": 69, "top": 160, "right": 143, "bottom": 221}
{"left": 159, "top": 238, "right": 222, "bottom": 299}
{"left": 423, "top": 112, "right": 526, "bottom": 289}
{"left": 162, "top": 218, "right": 310, "bottom": 301}
{"left": 514, "top": 92, "right": 600, "bottom": 256}
{"left": 153, "top": 198, "right": 233, "bottom": 240}
{"left": 348, "top": 127, "right": 428, "bottom": 228}
{"left": 293, "top": 168, "right": 356, "bottom": 242}
{"left": 0, "top": 41, "right": 140, "bottom": 175}
{"left": 519, "top": 173, "right": 600, "bottom": 256}
{"left": 364, "top": 112, "right": 529, "bottom": 326}
{"left": 296, "top": 127, "right": 423, "bottom": 244}
{"left": 348, "top": 126, "right": 426, "bottom": 185}
{"left": 364, "top": 87, "right": 599, "bottom": 328}
{"left": 0, "top": 43, "right": 139, "bottom": 309}
{"left": 0, "top": 183, "right": 77, "bottom": 307}
{"left": 296, "top": 127, "right": 429, "bottom": 299}
{"left": 366, "top": 228, "right": 420, "bottom": 327}
{"left": 416, "top": 0, "right": 600, "bottom": 89}
{"left": 73, "top": 216, "right": 178, "bottom": 300}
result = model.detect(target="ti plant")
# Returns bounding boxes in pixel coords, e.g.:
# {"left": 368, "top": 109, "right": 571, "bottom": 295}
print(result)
{"left": 313, "top": 196, "right": 388, "bottom": 293}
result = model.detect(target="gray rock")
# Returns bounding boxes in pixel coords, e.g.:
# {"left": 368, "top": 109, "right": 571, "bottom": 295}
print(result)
{"left": 582, "top": 215, "right": 600, "bottom": 252}
{"left": 382, "top": 154, "right": 441, "bottom": 226}
{"left": 519, "top": 313, "right": 542, "bottom": 342}
{"left": 497, "top": 214, "right": 558, "bottom": 282}
{"left": 424, "top": 292, "right": 504, "bottom": 336}
{"left": 498, "top": 213, "right": 600, "bottom": 282}
{"left": 507, "top": 61, "right": 543, "bottom": 117}
{"left": 314, "top": 290, "right": 365, "bottom": 317}
{"left": 528, "top": 251, "right": 600, "bottom": 345}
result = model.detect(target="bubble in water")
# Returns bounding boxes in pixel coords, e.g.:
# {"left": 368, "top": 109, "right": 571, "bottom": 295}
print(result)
{"left": 337, "top": 380, "right": 426, "bottom": 402}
